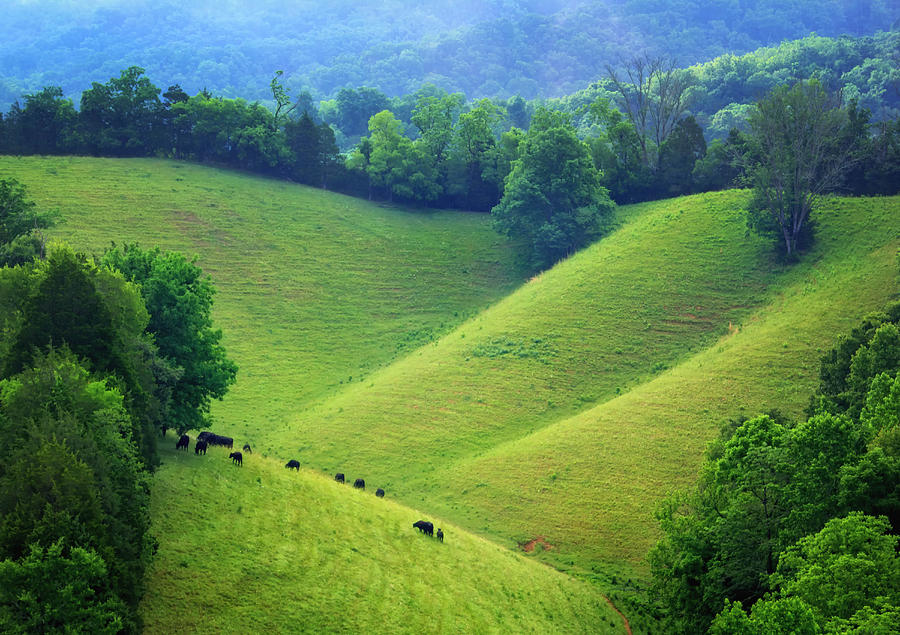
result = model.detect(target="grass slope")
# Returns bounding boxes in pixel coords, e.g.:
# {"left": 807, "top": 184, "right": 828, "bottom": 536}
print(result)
{"left": 3, "top": 157, "right": 898, "bottom": 631}
{"left": 269, "top": 192, "right": 898, "bottom": 592}
{"left": 0, "top": 156, "right": 526, "bottom": 438}
{"left": 142, "top": 442, "right": 624, "bottom": 633}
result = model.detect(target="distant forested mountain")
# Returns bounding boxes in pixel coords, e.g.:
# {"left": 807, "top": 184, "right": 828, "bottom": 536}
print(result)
{"left": 1, "top": 0, "right": 897, "bottom": 109}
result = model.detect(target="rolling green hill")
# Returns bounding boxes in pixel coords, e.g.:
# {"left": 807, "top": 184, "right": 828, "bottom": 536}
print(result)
{"left": 2, "top": 156, "right": 898, "bottom": 632}
{"left": 0, "top": 156, "right": 526, "bottom": 434}
{"left": 260, "top": 190, "right": 899, "bottom": 580}
{"left": 142, "top": 442, "right": 623, "bottom": 633}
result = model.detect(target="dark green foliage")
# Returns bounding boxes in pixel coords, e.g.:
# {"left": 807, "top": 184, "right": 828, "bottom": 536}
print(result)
{"left": 658, "top": 116, "right": 706, "bottom": 196}
{"left": 651, "top": 301, "right": 900, "bottom": 633}
{"left": 78, "top": 66, "right": 163, "bottom": 156}
{"left": 330, "top": 87, "right": 392, "bottom": 138}
{"left": 811, "top": 302, "right": 900, "bottom": 419}
{"left": 0, "top": 541, "right": 127, "bottom": 634}
{"left": 0, "top": 178, "right": 57, "bottom": 266}
{"left": 101, "top": 243, "right": 237, "bottom": 434}
{"left": 0, "top": 349, "right": 153, "bottom": 631}
{"left": 286, "top": 112, "right": 341, "bottom": 187}
{"left": 744, "top": 80, "right": 861, "bottom": 258}
{"left": 691, "top": 131, "right": 746, "bottom": 194}
{"left": 491, "top": 108, "right": 615, "bottom": 269}
{"left": 5, "top": 249, "right": 119, "bottom": 377}
{"left": 10, "top": 87, "right": 77, "bottom": 155}
{"left": 0, "top": 244, "right": 162, "bottom": 468}
{"left": 712, "top": 513, "right": 900, "bottom": 632}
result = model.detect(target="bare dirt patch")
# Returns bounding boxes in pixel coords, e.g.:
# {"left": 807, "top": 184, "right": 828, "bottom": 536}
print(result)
{"left": 520, "top": 536, "right": 554, "bottom": 552}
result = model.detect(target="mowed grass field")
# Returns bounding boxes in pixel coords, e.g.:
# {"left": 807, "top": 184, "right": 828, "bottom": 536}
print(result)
{"left": 3, "top": 156, "right": 898, "bottom": 631}
{"left": 143, "top": 441, "right": 624, "bottom": 634}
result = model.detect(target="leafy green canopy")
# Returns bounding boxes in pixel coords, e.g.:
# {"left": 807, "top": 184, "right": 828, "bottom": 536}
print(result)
{"left": 102, "top": 243, "right": 237, "bottom": 434}
{"left": 0, "top": 541, "right": 126, "bottom": 635}
{"left": 0, "top": 177, "right": 58, "bottom": 267}
{"left": 0, "top": 349, "right": 152, "bottom": 632}
{"left": 710, "top": 513, "right": 900, "bottom": 634}
{"left": 1, "top": 245, "right": 161, "bottom": 467}
{"left": 650, "top": 301, "right": 900, "bottom": 633}
{"left": 744, "top": 80, "right": 862, "bottom": 258}
{"left": 491, "top": 108, "right": 615, "bottom": 269}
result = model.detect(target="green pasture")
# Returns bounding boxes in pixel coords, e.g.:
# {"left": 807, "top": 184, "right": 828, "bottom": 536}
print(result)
{"left": 3, "top": 156, "right": 897, "bottom": 632}
{"left": 267, "top": 191, "right": 897, "bottom": 583}
{"left": 142, "top": 441, "right": 624, "bottom": 633}
{"left": 0, "top": 156, "right": 526, "bottom": 435}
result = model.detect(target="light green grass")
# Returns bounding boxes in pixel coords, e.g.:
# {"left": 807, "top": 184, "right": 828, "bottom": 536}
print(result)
{"left": 266, "top": 191, "right": 897, "bottom": 582}
{"left": 4, "top": 156, "right": 897, "bottom": 633}
{"left": 142, "top": 442, "right": 624, "bottom": 633}
{"left": 0, "top": 156, "right": 526, "bottom": 439}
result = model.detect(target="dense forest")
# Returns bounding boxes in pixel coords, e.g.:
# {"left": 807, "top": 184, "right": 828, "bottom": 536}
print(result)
{"left": 1, "top": 0, "right": 897, "bottom": 109}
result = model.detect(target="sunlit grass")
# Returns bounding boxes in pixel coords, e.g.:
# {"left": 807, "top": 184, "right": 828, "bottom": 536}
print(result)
{"left": 142, "top": 442, "right": 623, "bottom": 633}
{"left": 4, "top": 156, "right": 897, "bottom": 634}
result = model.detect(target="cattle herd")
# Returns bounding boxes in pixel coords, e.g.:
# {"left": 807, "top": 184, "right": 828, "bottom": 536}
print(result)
{"left": 169, "top": 430, "right": 444, "bottom": 542}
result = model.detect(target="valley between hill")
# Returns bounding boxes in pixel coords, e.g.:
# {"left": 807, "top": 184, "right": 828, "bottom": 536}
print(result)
{"left": 3, "top": 156, "right": 897, "bottom": 632}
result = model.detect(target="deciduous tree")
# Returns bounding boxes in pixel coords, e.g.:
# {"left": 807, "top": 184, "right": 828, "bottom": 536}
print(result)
{"left": 744, "top": 80, "right": 861, "bottom": 258}
{"left": 491, "top": 108, "right": 614, "bottom": 268}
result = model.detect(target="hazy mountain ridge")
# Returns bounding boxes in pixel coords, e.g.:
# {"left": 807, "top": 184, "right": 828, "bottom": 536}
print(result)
{"left": 1, "top": 0, "right": 895, "bottom": 108}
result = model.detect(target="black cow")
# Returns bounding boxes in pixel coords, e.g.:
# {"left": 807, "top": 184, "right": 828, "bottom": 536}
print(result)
{"left": 243, "top": 443, "right": 252, "bottom": 453}
{"left": 353, "top": 478, "right": 365, "bottom": 490}
{"left": 229, "top": 451, "right": 243, "bottom": 466}
{"left": 286, "top": 460, "right": 300, "bottom": 470}
{"left": 437, "top": 528, "right": 444, "bottom": 542}
{"left": 334, "top": 473, "right": 345, "bottom": 483}
{"left": 198, "top": 432, "right": 233, "bottom": 449}
{"left": 413, "top": 520, "right": 434, "bottom": 537}
{"left": 176, "top": 434, "right": 189, "bottom": 450}
{"left": 375, "top": 488, "right": 385, "bottom": 498}
{"left": 194, "top": 440, "right": 208, "bottom": 455}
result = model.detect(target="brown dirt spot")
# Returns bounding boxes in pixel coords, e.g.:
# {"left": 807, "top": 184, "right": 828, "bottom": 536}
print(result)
{"left": 520, "top": 536, "right": 554, "bottom": 552}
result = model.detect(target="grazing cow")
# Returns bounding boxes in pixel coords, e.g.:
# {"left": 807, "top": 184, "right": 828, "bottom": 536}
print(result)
{"left": 335, "top": 473, "right": 345, "bottom": 483}
{"left": 353, "top": 478, "right": 365, "bottom": 490}
{"left": 243, "top": 443, "right": 252, "bottom": 453}
{"left": 197, "top": 432, "right": 233, "bottom": 449}
{"left": 229, "top": 451, "right": 243, "bottom": 466}
{"left": 286, "top": 460, "right": 300, "bottom": 471}
{"left": 213, "top": 434, "right": 234, "bottom": 449}
{"left": 437, "top": 528, "right": 444, "bottom": 542}
{"left": 413, "top": 520, "right": 434, "bottom": 537}
{"left": 194, "top": 440, "right": 208, "bottom": 455}
{"left": 176, "top": 434, "right": 189, "bottom": 450}
{"left": 375, "top": 488, "right": 385, "bottom": 498}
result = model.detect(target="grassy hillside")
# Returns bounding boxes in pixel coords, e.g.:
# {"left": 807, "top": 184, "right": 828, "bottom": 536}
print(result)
{"left": 142, "top": 442, "right": 624, "bottom": 633}
{"left": 0, "top": 156, "right": 526, "bottom": 437}
{"left": 3, "top": 156, "right": 897, "bottom": 631}
{"left": 267, "top": 191, "right": 899, "bottom": 579}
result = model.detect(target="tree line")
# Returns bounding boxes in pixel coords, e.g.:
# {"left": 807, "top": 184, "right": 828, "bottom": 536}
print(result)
{"left": 1, "top": 64, "right": 899, "bottom": 269}
{"left": 0, "top": 181, "right": 237, "bottom": 631}
{"left": 650, "top": 301, "right": 900, "bottom": 633}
